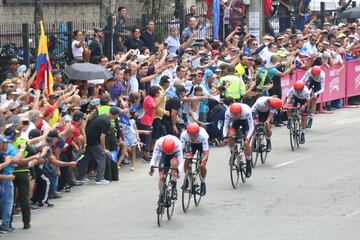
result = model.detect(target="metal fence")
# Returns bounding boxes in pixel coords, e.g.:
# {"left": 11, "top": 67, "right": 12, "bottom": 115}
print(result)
{"left": 265, "top": 1, "right": 358, "bottom": 35}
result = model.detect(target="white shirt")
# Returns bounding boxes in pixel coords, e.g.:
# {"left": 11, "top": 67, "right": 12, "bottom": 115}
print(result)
{"left": 223, "top": 103, "right": 254, "bottom": 139}
{"left": 302, "top": 41, "right": 318, "bottom": 56}
{"left": 287, "top": 87, "right": 311, "bottom": 101}
{"left": 128, "top": 75, "right": 139, "bottom": 93}
{"left": 300, "top": 69, "right": 325, "bottom": 95}
{"left": 259, "top": 47, "right": 275, "bottom": 64}
{"left": 71, "top": 40, "right": 84, "bottom": 58}
{"left": 180, "top": 127, "right": 209, "bottom": 152}
{"left": 251, "top": 96, "right": 276, "bottom": 114}
{"left": 150, "top": 135, "right": 184, "bottom": 173}
{"left": 20, "top": 122, "right": 36, "bottom": 140}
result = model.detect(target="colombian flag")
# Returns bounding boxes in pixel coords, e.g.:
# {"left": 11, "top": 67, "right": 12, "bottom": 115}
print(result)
{"left": 34, "top": 21, "right": 53, "bottom": 94}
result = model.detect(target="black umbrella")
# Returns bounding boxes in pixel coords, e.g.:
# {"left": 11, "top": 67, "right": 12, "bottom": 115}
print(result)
{"left": 63, "top": 63, "right": 113, "bottom": 81}
{"left": 339, "top": 7, "right": 360, "bottom": 19}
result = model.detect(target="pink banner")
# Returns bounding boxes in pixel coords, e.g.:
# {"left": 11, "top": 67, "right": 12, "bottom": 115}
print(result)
{"left": 281, "top": 60, "right": 360, "bottom": 104}
{"left": 346, "top": 60, "right": 360, "bottom": 97}
{"left": 281, "top": 72, "right": 296, "bottom": 99}
{"left": 321, "top": 64, "right": 346, "bottom": 102}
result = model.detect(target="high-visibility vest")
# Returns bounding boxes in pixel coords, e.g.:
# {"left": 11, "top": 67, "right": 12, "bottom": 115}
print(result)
{"left": 97, "top": 105, "right": 111, "bottom": 115}
{"left": 97, "top": 105, "right": 116, "bottom": 128}
{"left": 222, "top": 75, "right": 245, "bottom": 100}
{"left": 13, "top": 137, "right": 30, "bottom": 173}
{"left": 255, "top": 67, "right": 268, "bottom": 90}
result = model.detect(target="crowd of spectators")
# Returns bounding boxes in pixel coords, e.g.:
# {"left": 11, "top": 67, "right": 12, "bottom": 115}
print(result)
{"left": 0, "top": 1, "right": 359, "bottom": 234}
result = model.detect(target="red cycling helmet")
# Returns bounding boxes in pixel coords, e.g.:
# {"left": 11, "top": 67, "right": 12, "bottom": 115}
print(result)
{"left": 294, "top": 80, "right": 305, "bottom": 91}
{"left": 187, "top": 123, "right": 200, "bottom": 134}
{"left": 162, "top": 136, "right": 176, "bottom": 154}
{"left": 230, "top": 103, "right": 242, "bottom": 114}
{"left": 267, "top": 98, "right": 283, "bottom": 109}
{"left": 311, "top": 66, "right": 321, "bottom": 75}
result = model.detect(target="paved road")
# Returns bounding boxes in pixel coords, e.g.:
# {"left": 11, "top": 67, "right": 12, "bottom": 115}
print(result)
{"left": 4, "top": 108, "right": 360, "bottom": 240}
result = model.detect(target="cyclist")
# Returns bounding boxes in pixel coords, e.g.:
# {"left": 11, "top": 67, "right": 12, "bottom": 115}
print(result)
{"left": 251, "top": 97, "right": 283, "bottom": 152}
{"left": 300, "top": 66, "right": 325, "bottom": 116}
{"left": 283, "top": 81, "right": 311, "bottom": 144}
{"left": 180, "top": 123, "right": 209, "bottom": 196}
{"left": 149, "top": 135, "right": 184, "bottom": 200}
{"left": 223, "top": 103, "right": 254, "bottom": 178}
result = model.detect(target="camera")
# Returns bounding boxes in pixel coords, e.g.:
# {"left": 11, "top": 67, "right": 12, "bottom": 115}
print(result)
{"left": 219, "top": 81, "right": 227, "bottom": 92}
{"left": 237, "top": 27, "right": 244, "bottom": 36}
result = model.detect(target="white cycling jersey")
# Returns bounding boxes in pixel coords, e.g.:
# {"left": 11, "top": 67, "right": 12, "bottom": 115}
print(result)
{"left": 287, "top": 86, "right": 311, "bottom": 101}
{"left": 300, "top": 69, "right": 325, "bottom": 96}
{"left": 180, "top": 127, "right": 209, "bottom": 152}
{"left": 251, "top": 96, "right": 276, "bottom": 114}
{"left": 223, "top": 103, "right": 254, "bottom": 140}
{"left": 150, "top": 135, "right": 184, "bottom": 173}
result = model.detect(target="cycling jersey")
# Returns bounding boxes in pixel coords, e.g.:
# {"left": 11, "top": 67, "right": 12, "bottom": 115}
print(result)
{"left": 223, "top": 103, "right": 254, "bottom": 139}
{"left": 287, "top": 86, "right": 311, "bottom": 101}
{"left": 180, "top": 127, "right": 209, "bottom": 152}
{"left": 251, "top": 96, "right": 276, "bottom": 114}
{"left": 300, "top": 69, "right": 325, "bottom": 96}
{"left": 150, "top": 135, "right": 184, "bottom": 173}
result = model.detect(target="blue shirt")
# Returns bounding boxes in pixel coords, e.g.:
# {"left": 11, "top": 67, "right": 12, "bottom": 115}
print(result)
{"left": 2, "top": 143, "right": 17, "bottom": 175}
{"left": 165, "top": 36, "right": 180, "bottom": 54}
{"left": 199, "top": 82, "right": 211, "bottom": 114}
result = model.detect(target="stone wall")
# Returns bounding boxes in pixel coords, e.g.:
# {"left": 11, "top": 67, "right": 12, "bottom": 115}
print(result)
{"left": 0, "top": 0, "right": 203, "bottom": 24}
{"left": 0, "top": 2, "right": 101, "bottom": 23}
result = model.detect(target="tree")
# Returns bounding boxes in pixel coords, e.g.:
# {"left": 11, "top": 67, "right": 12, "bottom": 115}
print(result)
{"left": 136, "top": 0, "right": 173, "bottom": 17}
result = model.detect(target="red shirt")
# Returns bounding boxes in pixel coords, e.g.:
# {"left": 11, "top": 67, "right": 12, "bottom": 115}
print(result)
{"left": 264, "top": 0, "right": 272, "bottom": 17}
{"left": 140, "top": 95, "right": 156, "bottom": 126}
{"left": 60, "top": 121, "right": 81, "bottom": 151}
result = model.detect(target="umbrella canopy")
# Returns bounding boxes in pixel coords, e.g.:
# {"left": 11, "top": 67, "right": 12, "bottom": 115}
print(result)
{"left": 339, "top": 7, "right": 360, "bottom": 19}
{"left": 63, "top": 63, "right": 113, "bottom": 81}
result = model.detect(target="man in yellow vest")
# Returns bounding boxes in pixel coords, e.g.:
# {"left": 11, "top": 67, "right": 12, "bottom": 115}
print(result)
{"left": 95, "top": 93, "right": 120, "bottom": 181}
{"left": 220, "top": 65, "right": 247, "bottom": 102}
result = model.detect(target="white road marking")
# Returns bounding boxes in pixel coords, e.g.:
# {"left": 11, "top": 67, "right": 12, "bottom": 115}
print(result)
{"left": 345, "top": 210, "right": 360, "bottom": 217}
{"left": 272, "top": 155, "right": 312, "bottom": 169}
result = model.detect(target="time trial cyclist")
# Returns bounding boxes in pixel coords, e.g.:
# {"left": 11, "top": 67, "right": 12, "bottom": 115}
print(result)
{"left": 180, "top": 123, "right": 209, "bottom": 196}
{"left": 251, "top": 97, "right": 283, "bottom": 152}
{"left": 283, "top": 81, "right": 311, "bottom": 144}
{"left": 223, "top": 103, "right": 254, "bottom": 178}
{"left": 149, "top": 135, "right": 184, "bottom": 200}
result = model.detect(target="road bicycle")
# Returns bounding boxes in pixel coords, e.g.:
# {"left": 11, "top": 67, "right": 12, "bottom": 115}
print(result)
{"left": 251, "top": 122, "right": 268, "bottom": 168}
{"left": 151, "top": 166, "right": 178, "bottom": 227}
{"left": 181, "top": 150, "right": 202, "bottom": 213}
{"left": 287, "top": 107, "right": 302, "bottom": 151}
{"left": 229, "top": 128, "right": 246, "bottom": 189}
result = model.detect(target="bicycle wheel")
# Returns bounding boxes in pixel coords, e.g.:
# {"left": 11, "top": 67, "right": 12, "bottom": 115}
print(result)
{"left": 289, "top": 119, "right": 296, "bottom": 151}
{"left": 239, "top": 152, "right": 246, "bottom": 183}
{"left": 251, "top": 134, "right": 259, "bottom": 168}
{"left": 181, "top": 172, "right": 192, "bottom": 213}
{"left": 166, "top": 187, "right": 175, "bottom": 220}
{"left": 259, "top": 133, "right": 268, "bottom": 164}
{"left": 193, "top": 170, "right": 202, "bottom": 206}
{"left": 294, "top": 117, "right": 300, "bottom": 148}
{"left": 229, "top": 151, "right": 240, "bottom": 189}
{"left": 157, "top": 188, "right": 165, "bottom": 227}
